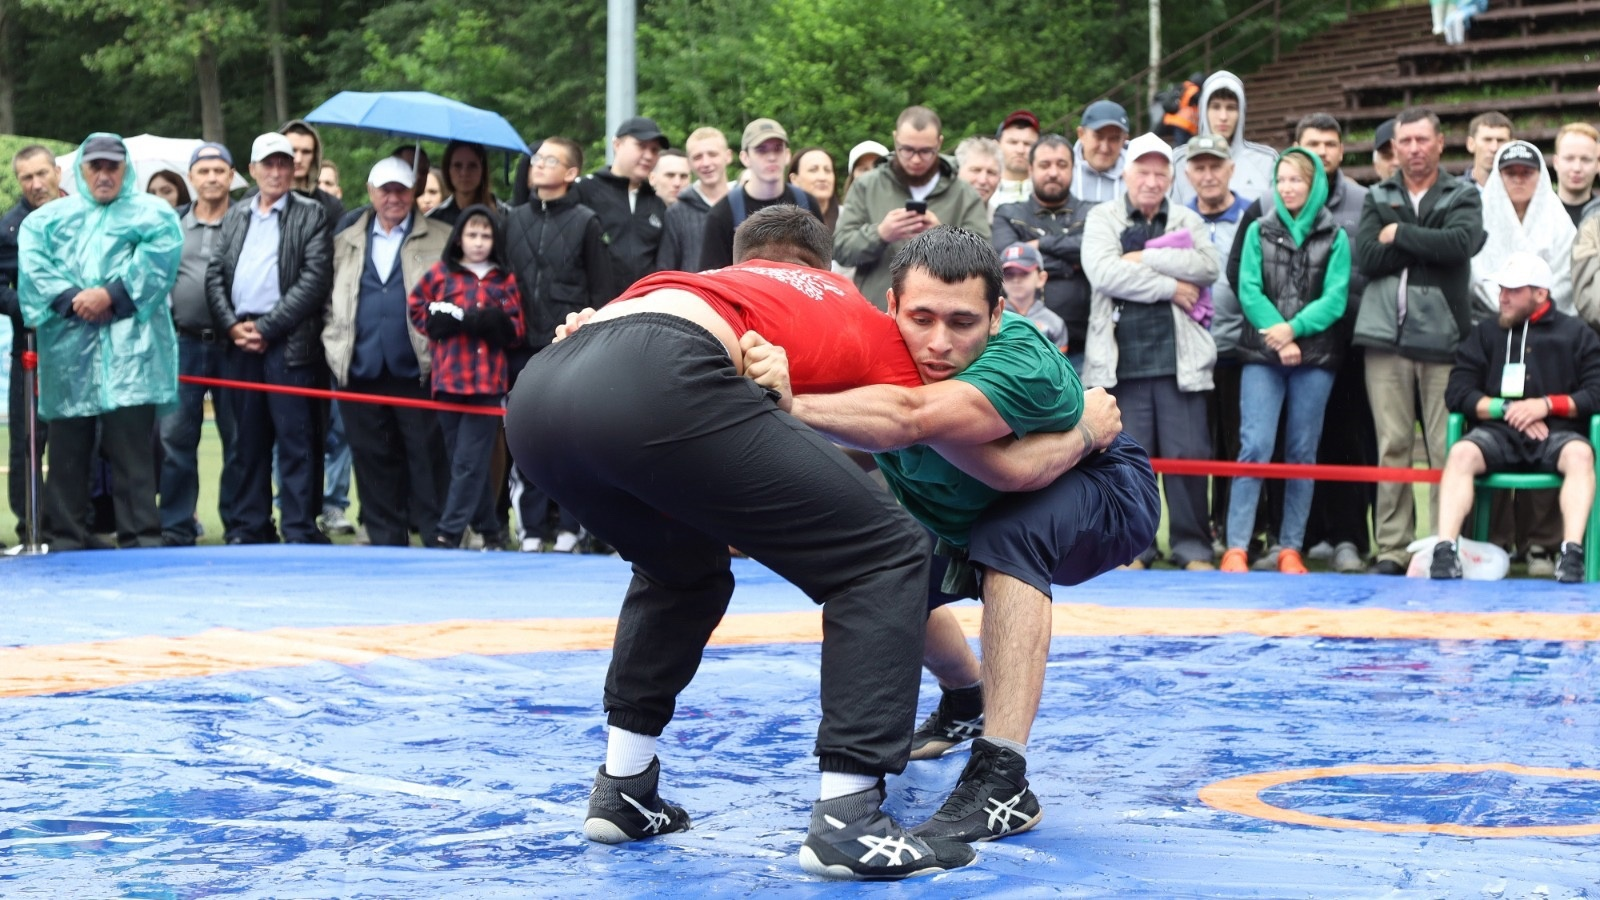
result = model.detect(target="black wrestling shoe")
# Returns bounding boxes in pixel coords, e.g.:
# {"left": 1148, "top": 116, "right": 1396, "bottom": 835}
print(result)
{"left": 1430, "top": 541, "right": 1463, "bottom": 580}
{"left": 1556, "top": 541, "right": 1586, "bottom": 584}
{"left": 911, "top": 739, "right": 1042, "bottom": 842}
{"left": 582, "top": 757, "right": 691, "bottom": 844}
{"left": 798, "top": 782, "right": 974, "bottom": 880}
{"left": 909, "top": 684, "right": 985, "bottom": 761}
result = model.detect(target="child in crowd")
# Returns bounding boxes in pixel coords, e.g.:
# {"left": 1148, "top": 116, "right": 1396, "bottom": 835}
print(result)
{"left": 408, "top": 205, "right": 526, "bottom": 550}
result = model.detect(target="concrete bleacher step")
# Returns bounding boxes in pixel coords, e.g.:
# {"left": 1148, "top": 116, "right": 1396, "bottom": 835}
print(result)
{"left": 1397, "top": 27, "right": 1600, "bottom": 74}
{"left": 1344, "top": 58, "right": 1600, "bottom": 109}
{"left": 1240, "top": 0, "right": 1595, "bottom": 150}
{"left": 1317, "top": 89, "right": 1599, "bottom": 130}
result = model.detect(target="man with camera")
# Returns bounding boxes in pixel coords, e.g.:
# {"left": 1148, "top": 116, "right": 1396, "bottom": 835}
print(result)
{"left": 833, "top": 105, "right": 990, "bottom": 310}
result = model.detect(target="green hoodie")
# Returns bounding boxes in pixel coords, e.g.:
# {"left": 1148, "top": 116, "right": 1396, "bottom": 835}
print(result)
{"left": 1236, "top": 146, "right": 1349, "bottom": 340}
{"left": 18, "top": 132, "right": 182, "bottom": 419}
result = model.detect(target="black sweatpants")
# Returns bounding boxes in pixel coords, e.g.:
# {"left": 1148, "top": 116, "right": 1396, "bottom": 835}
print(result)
{"left": 342, "top": 373, "right": 448, "bottom": 547}
{"left": 505, "top": 313, "right": 931, "bottom": 777}
{"left": 43, "top": 404, "right": 158, "bottom": 550}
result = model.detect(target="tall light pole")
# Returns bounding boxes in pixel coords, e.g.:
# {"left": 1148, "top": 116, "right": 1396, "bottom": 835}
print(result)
{"left": 606, "top": 0, "right": 637, "bottom": 164}
{"left": 1148, "top": 0, "right": 1162, "bottom": 112}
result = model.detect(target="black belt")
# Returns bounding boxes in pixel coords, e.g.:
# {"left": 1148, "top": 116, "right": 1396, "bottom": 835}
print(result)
{"left": 177, "top": 325, "right": 219, "bottom": 343}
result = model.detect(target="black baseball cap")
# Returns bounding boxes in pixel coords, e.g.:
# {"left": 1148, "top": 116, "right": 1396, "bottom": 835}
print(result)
{"left": 1374, "top": 118, "right": 1397, "bottom": 153}
{"left": 1496, "top": 140, "right": 1540, "bottom": 170}
{"left": 80, "top": 135, "right": 126, "bottom": 164}
{"left": 616, "top": 116, "right": 669, "bottom": 150}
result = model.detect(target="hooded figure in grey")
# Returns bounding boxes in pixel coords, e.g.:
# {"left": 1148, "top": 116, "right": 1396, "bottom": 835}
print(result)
{"left": 1171, "top": 71, "right": 1278, "bottom": 205}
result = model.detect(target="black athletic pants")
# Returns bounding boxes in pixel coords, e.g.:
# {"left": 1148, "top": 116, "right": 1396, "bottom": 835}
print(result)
{"left": 505, "top": 313, "right": 931, "bottom": 777}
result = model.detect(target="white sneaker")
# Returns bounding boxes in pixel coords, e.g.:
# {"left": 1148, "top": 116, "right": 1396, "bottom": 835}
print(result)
{"left": 553, "top": 531, "right": 580, "bottom": 553}
{"left": 1526, "top": 546, "right": 1557, "bottom": 578}
{"left": 1306, "top": 541, "right": 1335, "bottom": 561}
{"left": 1333, "top": 542, "right": 1365, "bottom": 573}
{"left": 520, "top": 537, "right": 544, "bottom": 553}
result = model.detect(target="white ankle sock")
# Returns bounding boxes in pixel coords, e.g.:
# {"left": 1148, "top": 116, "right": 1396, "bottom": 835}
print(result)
{"left": 605, "top": 727, "right": 658, "bottom": 778}
{"left": 982, "top": 736, "right": 1027, "bottom": 755}
{"left": 818, "top": 771, "right": 879, "bottom": 801}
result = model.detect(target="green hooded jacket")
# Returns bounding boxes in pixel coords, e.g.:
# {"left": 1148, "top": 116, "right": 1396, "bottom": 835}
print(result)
{"left": 1237, "top": 146, "right": 1349, "bottom": 344}
{"left": 19, "top": 133, "right": 182, "bottom": 420}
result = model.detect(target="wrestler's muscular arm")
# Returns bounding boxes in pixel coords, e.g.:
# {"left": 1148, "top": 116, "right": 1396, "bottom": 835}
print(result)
{"left": 742, "top": 332, "right": 1121, "bottom": 492}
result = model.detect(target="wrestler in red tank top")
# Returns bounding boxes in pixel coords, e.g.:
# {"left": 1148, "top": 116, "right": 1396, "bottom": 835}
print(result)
{"left": 617, "top": 261, "right": 921, "bottom": 393}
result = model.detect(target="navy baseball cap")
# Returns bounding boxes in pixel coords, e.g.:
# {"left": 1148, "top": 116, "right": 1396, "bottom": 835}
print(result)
{"left": 1081, "top": 100, "right": 1130, "bottom": 132}
{"left": 189, "top": 142, "right": 233, "bottom": 169}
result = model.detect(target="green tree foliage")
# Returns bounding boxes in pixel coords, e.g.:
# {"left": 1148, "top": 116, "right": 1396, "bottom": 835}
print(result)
{"left": 3, "top": 0, "right": 1392, "bottom": 195}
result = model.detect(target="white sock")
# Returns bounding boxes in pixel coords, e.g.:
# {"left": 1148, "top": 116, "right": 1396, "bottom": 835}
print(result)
{"left": 982, "top": 736, "right": 1027, "bottom": 755}
{"left": 818, "top": 771, "right": 879, "bottom": 801}
{"left": 605, "top": 727, "right": 658, "bottom": 778}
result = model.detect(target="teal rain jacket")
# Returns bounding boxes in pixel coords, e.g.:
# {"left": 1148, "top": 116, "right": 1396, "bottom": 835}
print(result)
{"left": 19, "top": 133, "right": 182, "bottom": 420}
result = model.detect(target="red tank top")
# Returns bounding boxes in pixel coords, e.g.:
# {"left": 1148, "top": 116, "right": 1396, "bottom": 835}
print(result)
{"left": 617, "top": 262, "right": 921, "bottom": 393}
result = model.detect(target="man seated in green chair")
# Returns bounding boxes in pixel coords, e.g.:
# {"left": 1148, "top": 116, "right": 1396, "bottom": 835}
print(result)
{"left": 1435, "top": 252, "right": 1600, "bottom": 582}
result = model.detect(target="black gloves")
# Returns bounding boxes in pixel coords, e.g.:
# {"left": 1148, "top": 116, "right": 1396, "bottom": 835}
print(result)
{"left": 426, "top": 301, "right": 465, "bottom": 340}
{"left": 461, "top": 305, "right": 519, "bottom": 349}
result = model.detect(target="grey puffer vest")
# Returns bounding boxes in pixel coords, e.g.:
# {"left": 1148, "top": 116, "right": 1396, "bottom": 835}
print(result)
{"left": 1237, "top": 209, "right": 1343, "bottom": 370}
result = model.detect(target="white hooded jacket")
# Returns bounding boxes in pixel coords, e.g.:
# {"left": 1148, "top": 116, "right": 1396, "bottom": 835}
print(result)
{"left": 1471, "top": 141, "right": 1576, "bottom": 317}
{"left": 1170, "top": 71, "right": 1279, "bottom": 206}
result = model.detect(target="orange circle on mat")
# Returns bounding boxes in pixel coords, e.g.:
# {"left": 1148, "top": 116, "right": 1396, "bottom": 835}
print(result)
{"left": 1198, "top": 762, "right": 1600, "bottom": 837}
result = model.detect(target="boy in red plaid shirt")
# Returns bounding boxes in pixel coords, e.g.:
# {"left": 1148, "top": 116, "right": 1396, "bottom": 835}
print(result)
{"left": 408, "top": 205, "right": 525, "bottom": 549}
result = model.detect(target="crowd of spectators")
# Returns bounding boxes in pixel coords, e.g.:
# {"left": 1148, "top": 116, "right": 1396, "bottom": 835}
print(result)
{"left": 2, "top": 84, "right": 1598, "bottom": 578}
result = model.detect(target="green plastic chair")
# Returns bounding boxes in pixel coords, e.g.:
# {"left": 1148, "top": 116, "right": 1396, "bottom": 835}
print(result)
{"left": 1445, "top": 412, "right": 1600, "bottom": 582}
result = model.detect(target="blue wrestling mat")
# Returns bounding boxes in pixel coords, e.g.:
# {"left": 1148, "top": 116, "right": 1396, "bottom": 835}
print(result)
{"left": 3, "top": 547, "right": 1598, "bottom": 897}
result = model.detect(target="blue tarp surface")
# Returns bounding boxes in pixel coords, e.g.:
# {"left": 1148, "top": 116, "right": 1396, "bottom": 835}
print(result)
{"left": 3, "top": 548, "right": 1598, "bottom": 897}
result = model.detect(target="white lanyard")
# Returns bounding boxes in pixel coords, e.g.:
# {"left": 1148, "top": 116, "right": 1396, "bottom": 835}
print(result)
{"left": 1501, "top": 320, "right": 1530, "bottom": 398}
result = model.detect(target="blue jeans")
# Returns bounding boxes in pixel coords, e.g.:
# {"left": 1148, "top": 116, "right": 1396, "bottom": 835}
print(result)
{"left": 1227, "top": 363, "right": 1336, "bottom": 552}
{"left": 324, "top": 400, "right": 352, "bottom": 511}
{"left": 158, "top": 334, "right": 239, "bottom": 544}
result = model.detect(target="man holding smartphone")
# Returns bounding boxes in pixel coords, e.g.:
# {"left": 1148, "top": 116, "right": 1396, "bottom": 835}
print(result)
{"left": 834, "top": 105, "right": 991, "bottom": 310}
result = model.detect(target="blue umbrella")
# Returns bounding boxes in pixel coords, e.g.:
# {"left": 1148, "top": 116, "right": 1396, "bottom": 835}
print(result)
{"left": 304, "top": 91, "right": 529, "bottom": 155}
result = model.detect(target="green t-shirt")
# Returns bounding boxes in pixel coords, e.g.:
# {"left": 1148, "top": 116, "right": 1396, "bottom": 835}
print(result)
{"left": 874, "top": 312, "right": 1084, "bottom": 547}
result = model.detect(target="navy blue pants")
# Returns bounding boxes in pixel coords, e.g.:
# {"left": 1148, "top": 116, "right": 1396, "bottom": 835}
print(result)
{"left": 224, "top": 341, "right": 324, "bottom": 544}
{"left": 928, "top": 434, "right": 1161, "bottom": 606}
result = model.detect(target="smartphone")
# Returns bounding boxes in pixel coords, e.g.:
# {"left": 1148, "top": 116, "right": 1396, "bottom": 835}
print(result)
{"left": 904, "top": 200, "right": 928, "bottom": 215}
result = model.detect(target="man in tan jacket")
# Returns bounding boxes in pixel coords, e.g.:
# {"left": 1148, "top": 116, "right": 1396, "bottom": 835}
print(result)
{"left": 323, "top": 157, "right": 450, "bottom": 547}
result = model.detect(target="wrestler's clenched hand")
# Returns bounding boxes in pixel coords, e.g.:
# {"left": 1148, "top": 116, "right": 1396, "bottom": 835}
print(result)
{"left": 552, "top": 307, "right": 598, "bottom": 343}
{"left": 1077, "top": 386, "right": 1122, "bottom": 452}
{"left": 740, "top": 330, "right": 792, "bottom": 413}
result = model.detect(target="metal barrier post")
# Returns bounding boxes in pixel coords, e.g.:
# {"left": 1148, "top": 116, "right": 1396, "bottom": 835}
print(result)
{"left": 20, "top": 331, "right": 44, "bottom": 554}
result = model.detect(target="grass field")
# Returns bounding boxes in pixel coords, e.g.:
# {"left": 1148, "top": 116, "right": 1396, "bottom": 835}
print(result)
{"left": 0, "top": 421, "right": 369, "bottom": 547}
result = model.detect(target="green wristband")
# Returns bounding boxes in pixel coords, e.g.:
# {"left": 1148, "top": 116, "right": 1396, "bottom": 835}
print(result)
{"left": 1488, "top": 398, "right": 1505, "bottom": 419}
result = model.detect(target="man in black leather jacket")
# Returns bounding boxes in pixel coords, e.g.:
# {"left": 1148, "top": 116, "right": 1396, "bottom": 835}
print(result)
{"left": 204, "top": 133, "right": 333, "bottom": 545}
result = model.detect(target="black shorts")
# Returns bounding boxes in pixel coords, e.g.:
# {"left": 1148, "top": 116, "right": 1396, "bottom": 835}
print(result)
{"left": 927, "top": 433, "right": 1161, "bottom": 608}
{"left": 1463, "top": 424, "right": 1588, "bottom": 474}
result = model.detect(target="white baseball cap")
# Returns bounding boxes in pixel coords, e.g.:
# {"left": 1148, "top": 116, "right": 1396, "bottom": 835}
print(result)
{"left": 847, "top": 140, "right": 890, "bottom": 174}
{"left": 368, "top": 156, "right": 416, "bottom": 189}
{"left": 1125, "top": 132, "right": 1172, "bottom": 165}
{"left": 250, "top": 133, "right": 295, "bottom": 164}
{"left": 1491, "top": 251, "right": 1554, "bottom": 290}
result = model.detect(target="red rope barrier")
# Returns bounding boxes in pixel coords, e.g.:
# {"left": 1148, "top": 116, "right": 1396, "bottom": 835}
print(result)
{"left": 177, "top": 374, "right": 1443, "bottom": 482}
{"left": 1150, "top": 458, "right": 1440, "bottom": 484}
{"left": 178, "top": 375, "right": 504, "bottom": 417}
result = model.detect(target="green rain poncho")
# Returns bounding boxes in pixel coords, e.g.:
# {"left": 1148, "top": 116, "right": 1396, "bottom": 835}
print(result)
{"left": 19, "top": 133, "right": 182, "bottom": 420}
